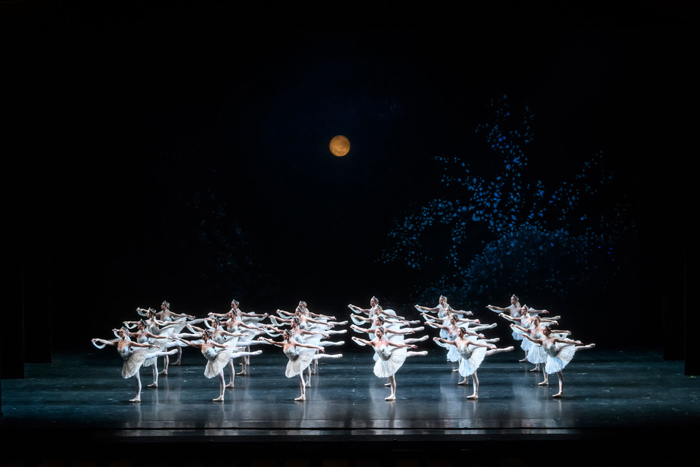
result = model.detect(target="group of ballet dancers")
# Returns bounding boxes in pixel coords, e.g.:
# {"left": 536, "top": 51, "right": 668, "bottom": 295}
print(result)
{"left": 91, "top": 294, "right": 594, "bottom": 402}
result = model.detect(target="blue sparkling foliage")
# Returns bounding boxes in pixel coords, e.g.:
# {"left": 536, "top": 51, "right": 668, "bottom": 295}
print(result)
{"left": 379, "top": 96, "right": 634, "bottom": 307}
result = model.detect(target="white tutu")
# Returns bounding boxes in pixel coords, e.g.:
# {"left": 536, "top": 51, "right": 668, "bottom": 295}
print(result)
{"left": 373, "top": 345, "right": 407, "bottom": 378}
{"left": 544, "top": 342, "right": 576, "bottom": 374}
{"left": 457, "top": 342, "right": 486, "bottom": 376}
{"left": 284, "top": 347, "right": 316, "bottom": 378}
{"left": 120, "top": 348, "right": 148, "bottom": 378}
{"left": 202, "top": 347, "right": 231, "bottom": 378}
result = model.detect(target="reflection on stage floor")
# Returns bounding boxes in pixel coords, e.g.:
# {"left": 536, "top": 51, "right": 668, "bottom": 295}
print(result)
{"left": 1, "top": 348, "right": 699, "bottom": 460}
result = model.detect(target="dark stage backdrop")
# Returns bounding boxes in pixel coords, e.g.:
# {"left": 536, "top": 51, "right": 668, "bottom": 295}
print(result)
{"left": 11, "top": 27, "right": 689, "bottom": 355}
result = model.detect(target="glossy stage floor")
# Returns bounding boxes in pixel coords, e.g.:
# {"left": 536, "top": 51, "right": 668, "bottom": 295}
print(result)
{"left": 2, "top": 348, "right": 699, "bottom": 464}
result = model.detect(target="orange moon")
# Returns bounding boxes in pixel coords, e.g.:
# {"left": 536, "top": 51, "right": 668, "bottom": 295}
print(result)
{"left": 329, "top": 135, "right": 351, "bottom": 157}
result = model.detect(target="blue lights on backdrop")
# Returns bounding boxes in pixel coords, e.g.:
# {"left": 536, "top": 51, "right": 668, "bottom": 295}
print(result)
{"left": 379, "top": 96, "right": 636, "bottom": 307}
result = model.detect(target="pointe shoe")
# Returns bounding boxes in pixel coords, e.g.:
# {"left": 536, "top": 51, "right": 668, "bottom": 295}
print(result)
{"left": 129, "top": 397, "right": 141, "bottom": 403}
{"left": 467, "top": 394, "right": 478, "bottom": 400}
{"left": 225, "top": 382, "right": 234, "bottom": 388}
{"left": 385, "top": 395, "right": 396, "bottom": 401}
{"left": 213, "top": 396, "right": 224, "bottom": 402}
{"left": 147, "top": 383, "right": 158, "bottom": 388}
{"left": 295, "top": 395, "right": 306, "bottom": 401}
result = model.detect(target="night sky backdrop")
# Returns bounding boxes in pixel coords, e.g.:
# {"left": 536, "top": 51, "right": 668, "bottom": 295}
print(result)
{"left": 11, "top": 14, "right": 692, "bottom": 351}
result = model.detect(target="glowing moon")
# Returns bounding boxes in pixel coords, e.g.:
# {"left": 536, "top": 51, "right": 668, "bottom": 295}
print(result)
{"left": 329, "top": 135, "right": 350, "bottom": 157}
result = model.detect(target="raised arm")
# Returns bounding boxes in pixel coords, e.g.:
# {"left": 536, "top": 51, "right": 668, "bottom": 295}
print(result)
{"left": 522, "top": 334, "right": 543, "bottom": 345}
{"left": 175, "top": 337, "right": 203, "bottom": 349}
{"left": 351, "top": 336, "right": 374, "bottom": 346}
{"left": 257, "top": 336, "right": 284, "bottom": 348}
{"left": 293, "top": 342, "right": 325, "bottom": 352}
{"left": 91, "top": 338, "right": 118, "bottom": 347}
{"left": 498, "top": 313, "right": 519, "bottom": 323}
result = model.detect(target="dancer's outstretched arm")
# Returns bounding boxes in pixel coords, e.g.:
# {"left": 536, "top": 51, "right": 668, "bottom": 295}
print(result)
{"left": 351, "top": 336, "right": 373, "bottom": 346}
{"left": 257, "top": 337, "right": 284, "bottom": 348}
{"left": 414, "top": 305, "right": 439, "bottom": 313}
{"left": 348, "top": 304, "right": 370, "bottom": 315}
{"left": 294, "top": 342, "right": 325, "bottom": 353}
{"left": 456, "top": 317, "right": 480, "bottom": 324}
{"left": 522, "top": 334, "right": 544, "bottom": 345}
{"left": 306, "top": 310, "right": 336, "bottom": 320}
{"left": 91, "top": 338, "right": 119, "bottom": 347}
{"left": 498, "top": 313, "right": 520, "bottom": 323}
{"left": 385, "top": 340, "right": 418, "bottom": 349}
{"left": 175, "top": 337, "right": 204, "bottom": 350}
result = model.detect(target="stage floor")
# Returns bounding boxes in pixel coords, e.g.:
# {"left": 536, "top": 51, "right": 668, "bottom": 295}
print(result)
{"left": 2, "top": 348, "right": 699, "bottom": 460}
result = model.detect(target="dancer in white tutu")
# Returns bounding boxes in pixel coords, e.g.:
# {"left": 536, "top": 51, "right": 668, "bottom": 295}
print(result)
{"left": 91, "top": 328, "right": 178, "bottom": 402}
{"left": 415, "top": 295, "right": 474, "bottom": 321}
{"left": 124, "top": 309, "right": 189, "bottom": 375}
{"left": 352, "top": 326, "right": 427, "bottom": 401}
{"left": 348, "top": 296, "right": 389, "bottom": 318}
{"left": 208, "top": 299, "right": 269, "bottom": 325}
{"left": 506, "top": 313, "right": 565, "bottom": 375}
{"left": 175, "top": 330, "right": 262, "bottom": 402}
{"left": 257, "top": 330, "right": 342, "bottom": 401}
{"left": 522, "top": 326, "right": 594, "bottom": 398}
{"left": 434, "top": 327, "right": 514, "bottom": 398}
{"left": 498, "top": 307, "right": 559, "bottom": 362}
{"left": 350, "top": 316, "right": 427, "bottom": 345}
{"left": 423, "top": 314, "right": 499, "bottom": 369}
{"left": 208, "top": 300, "right": 269, "bottom": 374}
{"left": 120, "top": 319, "right": 187, "bottom": 388}
{"left": 278, "top": 301, "right": 347, "bottom": 325}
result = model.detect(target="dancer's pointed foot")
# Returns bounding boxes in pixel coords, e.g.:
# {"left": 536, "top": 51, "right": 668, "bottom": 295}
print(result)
{"left": 236, "top": 371, "right": 247, "bottom": 376}
{"left": 467, "top": 394, "right": 478, "bottom": 400}
{"left": 384, "top": 382, "right": 391, "bottom": 387}
{"left": 538, "top": 381, "right": 548, "bottom": 386}
{"left": 147, "top": 382, "right": 158, "bottom": 388}
{"left": 305, "top": 380, "right": 311, "bottom": 388}
{"left": 552, "top": 392, "right": 563, "bottom": 398}
{"left": 385, "top": 394, "right": 396, "bottom": 401}
{"left": 159, "top": 369, "right": 168, "bottom": 375}
{"left": 295, "top": 395, "right": 306, "bottom": 402}
{"left": 530, "top": 367, "right": 539, "bottom": 372}
{"left": 452, "top": 368, "right": 459, "bottom": 372}
{"left": 129, "top": 397, "right": 141, "bottom": 403}
{"left": 213, "top": 395, "right": 224, "bottom": 402}
{"left": 171, "top": 361, "right": 181, "bottom": 366}
{"left": 225, "top": 382, "right": 234, "bottom": 388}
{"left": 458, "top": 379, "right": 469, "bottom": 386}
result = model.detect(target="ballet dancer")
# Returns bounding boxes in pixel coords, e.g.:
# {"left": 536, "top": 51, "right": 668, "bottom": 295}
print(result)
{"left": 91, "top": 328, "right": 178, "bottom": 402}
{"left": 522, "top": 326, "right": 595, "bottom": 398}
{"left": 175, "top": 330, "right": 262, "bottom": 401}
{"left": 415, "top": 295, "right": 474, "bottom": 320}
{"left": 433, "top": 328, "right": 514, "bottom": 398}
{"left": 257, "top": 330, "right": 342, "bottom": 401}
{"left": 352, "top": 326, "right": 427, "bottom": 401}
{"left": 499, "top": 307, "right": 559, "bottom": 362}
